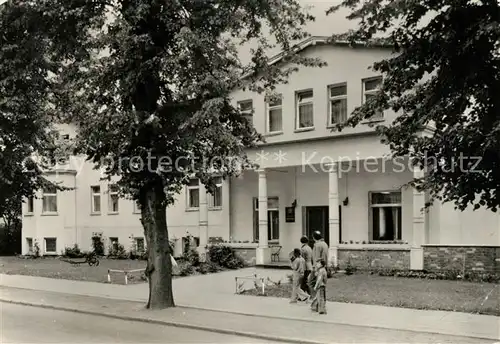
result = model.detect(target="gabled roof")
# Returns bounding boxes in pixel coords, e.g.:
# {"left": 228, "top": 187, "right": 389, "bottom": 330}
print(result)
{"left": 242, "top": 35, "right": 392, "bottom": 80}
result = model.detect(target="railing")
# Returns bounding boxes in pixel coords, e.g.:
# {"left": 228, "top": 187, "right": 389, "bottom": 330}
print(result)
{"left": 107, "top": 268, "right": 145, "bottom": 285}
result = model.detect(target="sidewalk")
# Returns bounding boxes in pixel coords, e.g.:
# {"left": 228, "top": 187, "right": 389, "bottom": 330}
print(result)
{"left": 0, "top": 286, "right": 493, "bottom": 344}
{"left": 1, "top": 271, "right": 499, "bottom": 340}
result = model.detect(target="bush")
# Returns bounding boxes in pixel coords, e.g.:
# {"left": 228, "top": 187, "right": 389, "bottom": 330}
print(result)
{"left": 179, "top": 263, "right": 194, "bottom": 276}
{"left": 91, "top": 234, "right": 105, "bottom": 256}
{"left": 208, "top": 245, "right": 244, "bottom": 269}
{"left": 108, "top": 243, "right": 128, "bottom": 259}
{"left": 63, "top": 244, "right": 85, "bottom": 258}
{"left": 183, "top": 248, "right": 200, "bottom": 266}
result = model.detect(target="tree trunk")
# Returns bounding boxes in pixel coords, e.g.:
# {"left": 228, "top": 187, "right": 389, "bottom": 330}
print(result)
{"left": 141, "top": 185, "right": 175, "bottom": 309}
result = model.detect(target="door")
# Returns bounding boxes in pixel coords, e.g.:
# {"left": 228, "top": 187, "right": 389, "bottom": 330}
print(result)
{"left": 305, "top": 206, "right": 329, "bottom": 246}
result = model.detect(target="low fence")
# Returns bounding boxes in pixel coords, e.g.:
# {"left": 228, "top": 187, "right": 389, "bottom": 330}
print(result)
{"left": 107, "top": 268, "right": 145, "bottom": 285}
{"left": 235, "top": 273, "right": 266, "bottom": 294}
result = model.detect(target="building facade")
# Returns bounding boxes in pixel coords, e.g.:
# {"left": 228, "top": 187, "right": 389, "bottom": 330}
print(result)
{"left": 22, "top": 37, "right": 500, "bottom": 272}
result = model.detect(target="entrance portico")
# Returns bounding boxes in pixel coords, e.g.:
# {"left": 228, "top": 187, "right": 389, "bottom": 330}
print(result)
{"left": 234, "top": 157, "right": 428, "bottom": 268}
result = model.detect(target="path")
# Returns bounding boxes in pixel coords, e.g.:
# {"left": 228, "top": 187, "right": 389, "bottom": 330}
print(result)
{"left": 0, "top": 269, "right": 498, "bottom": 340}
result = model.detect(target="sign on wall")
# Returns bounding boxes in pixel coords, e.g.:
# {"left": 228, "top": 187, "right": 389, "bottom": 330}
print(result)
{"left": 285, "top": 207, "right": 295, "bottom": 223}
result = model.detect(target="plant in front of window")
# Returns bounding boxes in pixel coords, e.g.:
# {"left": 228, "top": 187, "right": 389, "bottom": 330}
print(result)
{"left": 91, "top": 233, "right": 105, "bottom": 256}
{"left": 32, "top": 240, "right": 40, "bottom": 258}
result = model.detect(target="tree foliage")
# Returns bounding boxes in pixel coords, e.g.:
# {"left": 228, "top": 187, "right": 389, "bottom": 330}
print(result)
{"left": 329, "top": 0, "right": 500, "bottom": 212}
{"left": 0, "top": 1, "right": 72, "bottom": 221}
{"left": 18, "top": 0, "right": 324, "bottom": 308}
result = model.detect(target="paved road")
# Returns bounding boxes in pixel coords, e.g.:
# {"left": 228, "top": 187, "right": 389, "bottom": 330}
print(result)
{"left": 0, "top": 303, "right": 277, "bottom": 343}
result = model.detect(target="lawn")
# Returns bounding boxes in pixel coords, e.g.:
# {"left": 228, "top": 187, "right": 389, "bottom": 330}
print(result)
{"left": 0, "top": 256, "right": 148, "bottom": 284}
{"left": 244, "top": 273, "right": 500, "bottom": 316}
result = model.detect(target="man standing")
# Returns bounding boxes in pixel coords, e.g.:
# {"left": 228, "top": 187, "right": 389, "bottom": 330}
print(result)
{"left": 309, "top": 231, "right": 329, "bottom": 311}
{"left": 300, "top": 236, "right": 313, "bottom": 294}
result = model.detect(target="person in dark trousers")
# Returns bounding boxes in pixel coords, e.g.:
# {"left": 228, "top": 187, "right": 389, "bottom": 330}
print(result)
{"left": 313, "top": 258, "right": 328, "bottom": 314}
{"left": 309, "top": 231, "right": 329, "bottom": 309}
{"left": 300, "top": 236, "right": 313, "bottom": 294}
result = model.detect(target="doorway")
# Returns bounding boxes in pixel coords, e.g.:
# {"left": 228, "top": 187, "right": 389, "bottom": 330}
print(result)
{"left": 305, "top": 206, "right": 329, "bottom": 246}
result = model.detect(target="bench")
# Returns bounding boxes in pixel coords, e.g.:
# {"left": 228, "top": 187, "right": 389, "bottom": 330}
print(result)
{"left": 270, "top": 245, "right": 282, "bottom": 262}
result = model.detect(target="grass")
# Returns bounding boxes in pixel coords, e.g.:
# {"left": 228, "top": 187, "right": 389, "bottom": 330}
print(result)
{"left": 0, "top": 256, "right": 212, "bottom": 284}
{"left": 243, "top": 272, "right": 500, "bottom": 316}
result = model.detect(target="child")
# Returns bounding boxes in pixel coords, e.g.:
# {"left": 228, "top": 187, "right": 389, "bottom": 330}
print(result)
{"left": 313, "top": 258, "right": 327, "bottom": 314}
{"left": 290, "top": 248, "right": 309, "bottom": 303}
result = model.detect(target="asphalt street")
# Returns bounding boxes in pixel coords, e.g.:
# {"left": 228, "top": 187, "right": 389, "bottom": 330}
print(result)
{"left": 0, "top": 303, "right": 278, "bottom": 343}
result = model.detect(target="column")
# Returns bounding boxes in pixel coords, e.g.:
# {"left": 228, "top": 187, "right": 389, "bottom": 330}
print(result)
{"left": 256, "top": 168, "right": 271, "bottom": 264}
{"left": 327, "top": 162, "right": 340, "bottom": 267}
{"left": 410, "top": 165, "right": 427, "bottom": 270}
{"left": 197, "top": 183, "right": 209, "bottom": 262}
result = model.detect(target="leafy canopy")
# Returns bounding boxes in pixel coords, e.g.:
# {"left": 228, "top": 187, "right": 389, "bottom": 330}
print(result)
{"left": 0, "top": 1, "right": 72, "bottom": 217}
{"left": 329, "top": 0, "right": 500, "bottom": 211}
{"left": 50, "top": 0, "right": 324, "bottom": 204}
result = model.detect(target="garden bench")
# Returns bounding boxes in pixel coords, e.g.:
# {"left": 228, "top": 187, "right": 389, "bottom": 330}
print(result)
{"left": 270, "top": 245, "right": 282, "bottom": 262}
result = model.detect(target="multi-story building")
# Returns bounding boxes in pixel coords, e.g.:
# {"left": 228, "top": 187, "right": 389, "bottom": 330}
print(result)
{"left": 22, "top": 36, "right": 500, "bottom": 272}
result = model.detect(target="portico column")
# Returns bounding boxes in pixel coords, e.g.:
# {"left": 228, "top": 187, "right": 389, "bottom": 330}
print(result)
{"left": 197, "top": 183, "right": 209, "bottom": 262}
{"left": 410, "top": 165, "right": 427, "bottom": 270}
{"left": 256, "top": 168, "right": 271, "bottom": 264}
{"left": 326, "top": 162, "right": 340, "bottom": 267}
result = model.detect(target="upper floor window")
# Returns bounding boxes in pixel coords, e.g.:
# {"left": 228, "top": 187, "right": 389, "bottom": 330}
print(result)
{"left": 108, "top": 184, "right": 119, "bottom": 213}
{"left": 266, "top": 95, "right": 282, "bottom": 133}
{"left": 208, "top": 177, "right": 223, "bottom": 209}
{"left": 296, "top": 90, "right": 314, "bottom": 129}
{"left": 186, "top": 178, "right": 200, "bottom": 209}
{"left": 329, "top": 84, "right": 347, "bottom": 125}
{"left": 26, "top": 196, "right": 34, "bottom": 214}
{"left": 238, "top": 100, "right": 253, "bottom": 124}
{"left": 91, "top": 186, "right": 101, "bottom": 214}
{"left": 369, "top": 191, "right": 402, "bottom": 241}
{"left": 133, "top": 201, "right": 141, "bottom": 214}
{"left": 42, "top": 186, "right": 57, "bottom": 214}
{"left": 363, "top": 77, "right": 383, "bottom": 120}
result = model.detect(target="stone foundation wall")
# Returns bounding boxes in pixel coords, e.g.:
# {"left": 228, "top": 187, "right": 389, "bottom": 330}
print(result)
{"left": 338, "top": 248, "right": 410, "bottom": 270}
{"left": 423, "top": 246, "right": 500, "bottom": 273}
{"left": 233, "top": 247, "right": 257, "bottom": 266}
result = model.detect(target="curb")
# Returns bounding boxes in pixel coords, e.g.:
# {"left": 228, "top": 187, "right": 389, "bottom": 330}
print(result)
{"left": 176, "top": 303, "right": 499, "bottom": 341}
{"left": 0, "top": 298, "right": 325, "bottom": 344}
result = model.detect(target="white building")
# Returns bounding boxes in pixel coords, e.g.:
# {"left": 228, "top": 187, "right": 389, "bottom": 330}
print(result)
{"left": 22, "top": 37, "right": 500, "bottom": 272}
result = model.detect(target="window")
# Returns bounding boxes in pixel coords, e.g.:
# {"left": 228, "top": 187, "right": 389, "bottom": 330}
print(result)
{"left": 26, "top": 196, "right": 34, "bottom": 214}
{"left": 186, "top": 179, "right": 200, "bottom": 209}
{"left": 238, "top": 100, "right": 253, "bottom": 123}
{"left": 42, "top": 186, "right": 57, "bottom": 213}
{"left": 135, "top": 237, "right": 145, "bottom": 252}
{"left": 370, "top": 191, "right": 402, "bottom": 241}
{"left": 296, "top": 90, "right": 314, "bottom": 129}
{"left": 208, "top": 177, "right": 223, "bottom": 209}
{"left": 363, "top": 77, "right": 383, "bottom": 120}
{"left": 329, "top": 84, "right": 347, "bottom": 125}
{"left": 91, "top": 186, "right": 101, "bottom": 213}
{"left": 133, "top": 201, "right": 141, "bottom": 214}
{"left": 44, "top": 238, "right": 57, "bottom": 254}
{"left": 109, "top": 237, "right": 119, "bottom": 251}
{"left": 266, "top": 95, "right": 283, "bottom": 133}
{"left": 26, "top": 238, "right": 33, "bottom": 253}
{"left": 61, "top": 134, "right": 70, "bottom": 140}
{"left": 253, "top": 197, "right": 279, "bottom": 241}
{"left": 108, "top": 184, "right": 119, "bottom": 213}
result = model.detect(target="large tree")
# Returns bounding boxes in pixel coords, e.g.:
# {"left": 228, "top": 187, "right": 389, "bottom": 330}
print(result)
{"left": 329, "top": 0, "right": 500, "bottom": 212}
{"left": 29, "top": 0, "right": 324, "bottom": 309}
{"left": 0, "top": 1, "right": 69, "bottom": 225}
